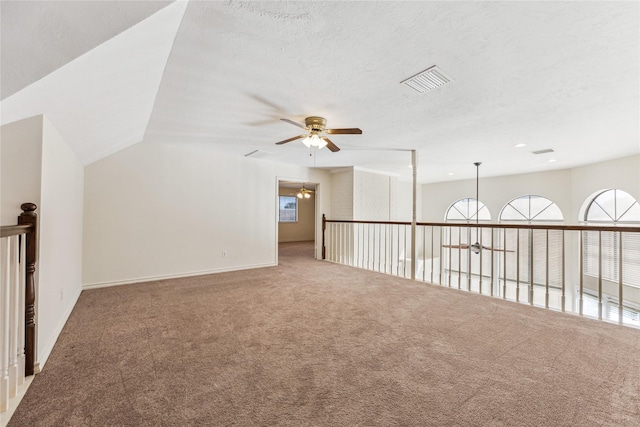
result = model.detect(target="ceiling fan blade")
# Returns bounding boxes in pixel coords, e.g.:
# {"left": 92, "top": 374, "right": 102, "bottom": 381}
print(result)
{"left": 322, "top": 137, "right": 340, "bottom": 152}
{"left": 275, "top": 134, "right": 306, "bottom": 145}
{"left": 442, "top": 244, "right": 471, "bottom": 249}
{"left": 280, "top": 118, "right": 306, "bottom": 129}
{"left": 482, "top": 246, "right": 515, "bottom": 253}
{"left": 325, "top": 128, "right": 362, "bottom": 134}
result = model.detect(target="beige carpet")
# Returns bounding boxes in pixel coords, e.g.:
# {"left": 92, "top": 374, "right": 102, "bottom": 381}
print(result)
{"left": 9, "top": 241, "right": 640, "bottom": 426}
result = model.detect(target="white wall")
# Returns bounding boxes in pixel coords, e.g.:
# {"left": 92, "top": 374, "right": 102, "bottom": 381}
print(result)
{"left": 278, "top": 186, "right": 315, "bottom": 243}
{"left": 571, "top": 155, "right": 640, "bottom": 219}
{"left": 423, "top": 168, "right": 573, "bottom": 223}
{"left": 421, "top": 155, "right": 639, "bottom": 224}
{"left": 0, "top": 115, "right": 84, "bottom": 371}
{"left": 330, "top": 169, "right": 354, "bottom": 220}
{"left": 330, "top": 167, "right": 417, "bottom": 222}
{"left": 0, "top": 115, "right": 43, "bottom": 225}
{"left": 354, "top": 169, "right": 390, "bottom": 220}
{"left": 37, "top": 117, "right": 84, "bottom": 369}
{"left": 390, "top": 178, "right": 416, "bottom": 222}
{"left": 82, "top": 141, "right": 332, "bottom": 287}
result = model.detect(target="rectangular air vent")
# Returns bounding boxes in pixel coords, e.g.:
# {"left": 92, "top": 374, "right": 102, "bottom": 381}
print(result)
{"left": 401, "top": 65, "right": 453, "bottom": 93}
{"left": 531, "top": 148, "right": 555, "bottom": 155}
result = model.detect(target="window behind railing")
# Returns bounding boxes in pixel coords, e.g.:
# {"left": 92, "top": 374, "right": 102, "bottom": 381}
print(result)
{"left": 322, "top": 215, "right": 640, "bottom": 327}
{"left": 582, "top": 189, "right": 640, "bottom": 288}
{"left": 498, "top": 196, "right": 564, "bottom": 294}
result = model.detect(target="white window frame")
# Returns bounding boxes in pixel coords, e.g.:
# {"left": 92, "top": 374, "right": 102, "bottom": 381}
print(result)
{"left": 279, "top": 196, "right": 298, "bottom": 223}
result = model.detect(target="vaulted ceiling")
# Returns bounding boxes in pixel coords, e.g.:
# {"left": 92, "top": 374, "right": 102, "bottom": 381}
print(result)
{"left": 1, "top": 1, "right": 638, "bottom": 183}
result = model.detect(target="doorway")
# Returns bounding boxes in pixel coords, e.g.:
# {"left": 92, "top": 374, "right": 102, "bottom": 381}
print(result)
{"left": 277, "top": 180, "right": 318, "bottom": 262}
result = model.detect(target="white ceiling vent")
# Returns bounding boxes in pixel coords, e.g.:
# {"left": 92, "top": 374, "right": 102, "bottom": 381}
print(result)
{"left": 401, "top": 65, "right": 453, "bottom": 93}
{"left": 531, "top": 148, "right": 555, "bottom": 155}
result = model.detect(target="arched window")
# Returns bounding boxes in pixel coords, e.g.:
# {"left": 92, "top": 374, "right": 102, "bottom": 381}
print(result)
{"left": 583, "top": 189, "right": 640, "bottom": 223}
{"left": 582, "top": 189, "right": 640, "bottom": 290}
{"left": 445, "top": 198, "right": 491, "bottom": 222}
{"left": 498, "top": 196, "right": 563, "bottom": 307}
{"left": 443, "top": 199, "right": 492, "bottom": 293}
{"left": 499, "top": 195, "right": 563, "bottom": 222}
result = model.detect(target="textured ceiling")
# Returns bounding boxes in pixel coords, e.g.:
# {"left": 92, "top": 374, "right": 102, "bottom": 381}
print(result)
{"left": 0, "top": 0, "right": 172, "bottom": 99}
{"left": 1, "top": 1, "right": 638, "bottom": 183}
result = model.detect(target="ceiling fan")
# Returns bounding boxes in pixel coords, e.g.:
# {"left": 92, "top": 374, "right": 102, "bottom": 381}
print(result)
{"left": 443, "top": 162, "right": 513, "bottom": 253}
{"left": 291, "top": 184, "right": 314, "bottom": 199}
{"left": 275, "top": 116, "right": 362, "bottom": 152}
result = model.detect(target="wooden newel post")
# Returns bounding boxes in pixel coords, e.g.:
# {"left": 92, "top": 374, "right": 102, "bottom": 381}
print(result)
{"left": 322, "top": 214, "right": 326, "bottom": 260}
{"left": 18, "top": 203, "right": 37, "bottom": 376}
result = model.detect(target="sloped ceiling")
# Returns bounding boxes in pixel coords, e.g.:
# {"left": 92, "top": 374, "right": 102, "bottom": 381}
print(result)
{"left": 1, "top": 1, "right": 638, "bottom": 182}
{"left": 0, "top": 0, "right": 173, "bottom": 99}
{"left": 0, "top": 1, "right": 187, "bottom": 164}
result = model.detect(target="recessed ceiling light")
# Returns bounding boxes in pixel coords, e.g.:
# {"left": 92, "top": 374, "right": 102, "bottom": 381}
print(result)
{"left": 448, "top": 172, "right": 454, "bottom": 176}
{"left": 514, "top": 143, "right": 526, "bottom": 148}
{"left": 548, "top": 159, "right": 557, "bottom": 163}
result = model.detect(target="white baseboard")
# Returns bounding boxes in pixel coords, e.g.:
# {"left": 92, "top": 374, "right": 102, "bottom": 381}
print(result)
{"left": 0, "top": 376, "right": 34, "bottom": 427}
{"left": 82, "top": 262, "right": 277, "bottom": 290}
{"left": 35, "top": 285, "right": 82, "bottom": 372}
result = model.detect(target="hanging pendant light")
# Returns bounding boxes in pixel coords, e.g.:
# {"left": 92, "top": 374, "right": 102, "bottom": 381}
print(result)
{"left": 470, "top": 162, "right": 482, "bottom": 254}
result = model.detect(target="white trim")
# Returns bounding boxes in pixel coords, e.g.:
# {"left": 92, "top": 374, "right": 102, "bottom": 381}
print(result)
{"left": 354, "top": 165, "right": 400, "bottom": 178}
{"left": 35, "top": 285, "right": 82, "bottom": 372}
{"left": 276, "top": 176, "right": 321, "bottom": 261}
{"left": 0, "top": 376, "right": 34, "bottom": 427}
{"left": 81, "top": 262, "right": 276, "bottom": 290}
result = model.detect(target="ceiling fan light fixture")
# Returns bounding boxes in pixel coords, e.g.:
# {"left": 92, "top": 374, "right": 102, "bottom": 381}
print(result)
{"left": 277, "top": 116, "right": 360, "bottom": 153}
{"left": 294, "top": 184, "right": 314, "bottom": 200}
{"left": 302, "top": 133, "right": 325, "bottom": 148}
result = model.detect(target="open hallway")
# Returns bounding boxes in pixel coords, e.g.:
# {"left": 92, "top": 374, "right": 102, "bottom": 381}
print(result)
{"left": 8, "top": 241, "right": 640, "bottom": 426}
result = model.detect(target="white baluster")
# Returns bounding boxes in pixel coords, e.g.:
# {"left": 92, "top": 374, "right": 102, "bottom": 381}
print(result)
{"left": 1, "top": 237, "right": 10, "bottom": 412}
{"left": 18, "top": 234, "right": 26, "bottom": 386}
{"left": 8, "top": 236, "right": 19, "bottom": 398}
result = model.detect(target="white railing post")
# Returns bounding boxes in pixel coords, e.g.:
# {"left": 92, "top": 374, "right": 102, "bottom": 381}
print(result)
{"left": 8, "top": 236, "right": 19, "bottom": 398}
{"left": 1, "top": 232, "right": 29, "bottom": 416}
{"left": 18, "top": 235, "right": 26, "bottom": 387}
{"left": 1, "top": 237, "right": 10, "bottom": 412}
{"left": 618, "top": 231, "right": 623, "bottom": 325}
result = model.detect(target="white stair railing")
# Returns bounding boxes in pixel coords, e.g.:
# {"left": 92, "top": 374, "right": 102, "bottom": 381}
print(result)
{"left": 1, "top": 233, "right": 26, "bottom": 413}
{"left": 323, "top": 217, "right": 640, "bottom": 328}
{"left": 1, "top": 203, "right": 37, "bottom": 423}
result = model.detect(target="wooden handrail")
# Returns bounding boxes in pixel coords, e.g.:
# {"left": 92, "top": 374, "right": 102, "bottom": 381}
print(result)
{"left": 1, "top": 203, "right": 37, "bottom": 377}
{"left": 323, "top": 218, "right": 640, "bottom": 233}
{"left": 0, "top": 224, "right": 32, "bottom": 238}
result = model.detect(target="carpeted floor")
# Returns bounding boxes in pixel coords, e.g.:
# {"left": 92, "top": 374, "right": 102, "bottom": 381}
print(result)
{"left": 8, "top": 241, "right": 640, "bottom": 426}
